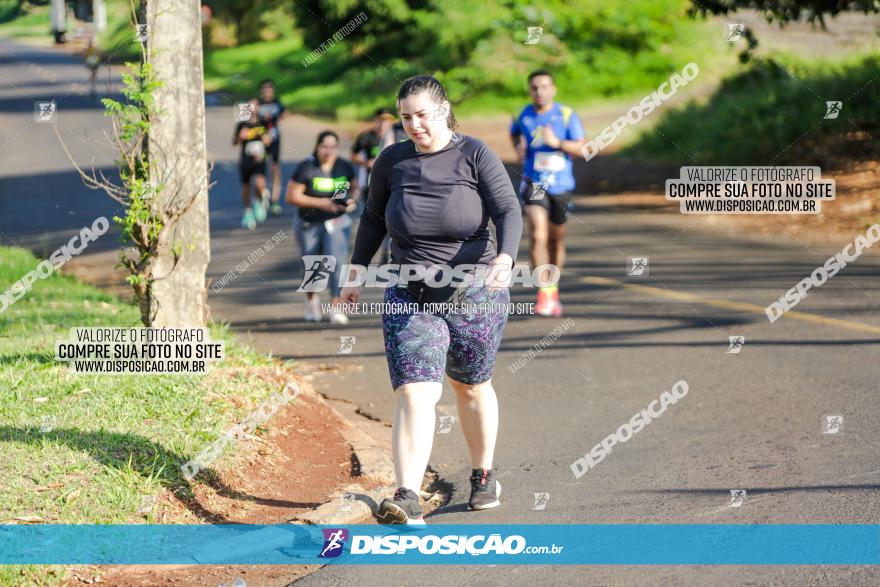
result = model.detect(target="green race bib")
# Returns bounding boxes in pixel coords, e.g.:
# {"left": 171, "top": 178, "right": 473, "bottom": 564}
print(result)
{"left": 311, "top": 176, "right": 350, "bottom": 193}
{"left": 312, "top": 177, "right": 335, "bottom": 192}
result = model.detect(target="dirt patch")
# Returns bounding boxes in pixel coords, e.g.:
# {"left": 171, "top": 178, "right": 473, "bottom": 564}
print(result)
{"left": 575, "top": 157, "right": 880, "bottom": 246}
{"left": 714, "top": 160, "right": 880, "bottom": 243}
{"left": 69, "top": 383, "right": 354, "bottom": 586}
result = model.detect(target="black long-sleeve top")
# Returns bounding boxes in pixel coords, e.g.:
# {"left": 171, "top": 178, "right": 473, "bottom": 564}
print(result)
{"left": 350, "top": 134, "right": 523, "bottom": 270}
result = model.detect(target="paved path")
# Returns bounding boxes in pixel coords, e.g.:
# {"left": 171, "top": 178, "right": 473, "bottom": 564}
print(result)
{"left": 1, "top": 38, "right": 879, "bottom": 586}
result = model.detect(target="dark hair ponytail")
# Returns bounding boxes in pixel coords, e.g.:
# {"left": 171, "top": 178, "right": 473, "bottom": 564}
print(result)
{"left": 397, "top": 75, "right": 458, "bottom": 131}
{"left": 312, "top": 130, "right": 339, "bottom": 161}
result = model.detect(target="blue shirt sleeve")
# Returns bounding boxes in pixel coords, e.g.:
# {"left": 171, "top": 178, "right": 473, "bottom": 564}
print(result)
{"left": 509, "top": 112, "right": 521, "bottom": 137}
{"left": 567, "top": 110, "right": 585, "bottom": 141}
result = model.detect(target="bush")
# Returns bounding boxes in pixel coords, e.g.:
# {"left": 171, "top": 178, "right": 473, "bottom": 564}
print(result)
{"left": 626, "top": 54, "right": 880, "bottom": 165}
{"left": 273, "top": 0, "right": 717, "bottom": 118}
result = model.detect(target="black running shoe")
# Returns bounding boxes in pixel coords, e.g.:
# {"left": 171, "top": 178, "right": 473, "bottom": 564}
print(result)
{"left": 468, "top": 468, "right": 501, "bottom": 511}
{"left": 377, "top": 487, "right": 425, "bottom": 525}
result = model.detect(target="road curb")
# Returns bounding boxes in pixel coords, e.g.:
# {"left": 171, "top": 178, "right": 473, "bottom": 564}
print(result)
{"left": 290, "top": 394, "right": 396, "bottom": 525}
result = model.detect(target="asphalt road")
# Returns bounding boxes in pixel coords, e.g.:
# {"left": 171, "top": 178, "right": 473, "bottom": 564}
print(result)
{"left": 1, "top": 38, "right": 880, "bottom": 586}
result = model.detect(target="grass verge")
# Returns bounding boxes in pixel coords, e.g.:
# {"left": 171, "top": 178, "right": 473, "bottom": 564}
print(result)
{"left": 0, "top": 246, "right": 294, "bottom": 586}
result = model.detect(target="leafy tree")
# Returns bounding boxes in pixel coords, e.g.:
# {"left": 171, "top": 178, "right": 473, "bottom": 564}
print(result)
{"left": 689, "top": 0, "right": 880, "bottom": 26}
{"left": 211, "top": 0, "right": 285, "bottom": 45}
{"left": 690, "top": 1, "right": 880, "bottom": 62}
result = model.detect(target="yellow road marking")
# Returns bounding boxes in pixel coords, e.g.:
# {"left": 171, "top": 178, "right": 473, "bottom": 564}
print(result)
{"left": 581, "top": 276, "right": 880, "bottom": 335}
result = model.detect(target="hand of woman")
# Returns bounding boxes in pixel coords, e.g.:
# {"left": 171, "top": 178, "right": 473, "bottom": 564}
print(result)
{"left": 339, "top": 285, "right": 361, "bottom": 304}
{"left": 340, "top": 264, "right": 365, "bottom": 303}
{"left": 485, "top": 254, "right": 514, "bottom": 290}
{"left": 318, "top": 198, "right": 345, "bottom": 213}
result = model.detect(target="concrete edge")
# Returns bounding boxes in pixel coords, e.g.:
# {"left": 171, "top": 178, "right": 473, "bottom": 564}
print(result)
{"left": 289, "top": 391, "right": 397, "bottom": 525}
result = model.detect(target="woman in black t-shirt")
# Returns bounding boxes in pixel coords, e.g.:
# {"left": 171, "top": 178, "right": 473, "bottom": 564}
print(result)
{"left": 286, "top": 130, "right": 359, "bottom": 325}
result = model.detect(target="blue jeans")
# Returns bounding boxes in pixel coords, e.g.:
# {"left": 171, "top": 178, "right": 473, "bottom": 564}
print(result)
{"left": 293, "top": 215, "right": 351, "bottom": 298}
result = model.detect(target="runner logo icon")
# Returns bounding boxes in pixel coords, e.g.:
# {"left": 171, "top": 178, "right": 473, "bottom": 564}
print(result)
{"left": 525, "top": 27, "right": 543, "bottom": 44}
{"left": 331, "top": 181, "right": 351, "bottom": 201}
{"left": 437, "top": 415, "right": 455, "bottom": 433}
{"left": 824, "top": 101, "right": 842, "bottom": 119}
{"left": 823, "top": 415, "right": 843, "bottom": 434}
{"left": 235, "top": 102, "right": 254, "bottom": 122}
{"left": 337, "top": 336, "right": 356, "bottom": 354}
{"left": 532, "top": 493, "right": 550, "bottom": 511}
{"left": 627, "top": 257, "right": 649, "bottom": 277}
{"left": 728, "top": 490, "right": 746, "bottom": 508}
{"left": 298, "top": 255, "right": 336, "bottom": 292}
{"left": 529, "top": 182, "right": 546, "bottom": 201}
{"left": 34, "top": 102, "right": 56, "bottom": 123}
{"left": 726, "top": 23, "right": 744, "bottom": 42}
{"left": 319, "top": 528, "right": 349, "bottom": 558}
{"left": 727, "top": 336, "right": 745, "bottom": 354}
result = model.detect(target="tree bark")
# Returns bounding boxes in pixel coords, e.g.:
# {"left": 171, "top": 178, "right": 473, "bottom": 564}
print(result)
{"left": 146, "top": 0, "right": 211, "bottom": 327}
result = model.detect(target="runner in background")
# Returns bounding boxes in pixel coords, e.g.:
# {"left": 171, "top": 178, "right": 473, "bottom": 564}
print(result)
{"left": 510, "top": 69, "right": 585, "bottom": 317}
{"left": 258, "top": 79, "right": 289, "bottom": 216}
{"left": 380, "top": 118, "right": 409, "bottom": 151}
{"left": 351, "top": 108, "right": 394, "bottom": 221}
{"left": 287, "top": 130, "right": 359, "bottom": 324}
{"left": 233, "top": 98, "right": 272, "bottom": 230}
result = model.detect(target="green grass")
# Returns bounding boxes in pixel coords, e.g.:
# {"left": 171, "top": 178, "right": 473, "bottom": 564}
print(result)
{"left": 0, "top": 3, "right": 50, "bottom": 38}
{"left": 95, "top": 0, "right": 145, "bottom": 63}
{"left": 0, "top": 246, "right": 294, "bottom": 585}
{"left": 2, "top": 0, "right": 725, "bottom": 121}
{"left": 203, "top": 28, "right": 726, "bottom": 121}
{"left": 625, "top": 52, "right": 880, "bottom": 165}
{"left": 205, "top": 6, "right": 724, "bottom": 120}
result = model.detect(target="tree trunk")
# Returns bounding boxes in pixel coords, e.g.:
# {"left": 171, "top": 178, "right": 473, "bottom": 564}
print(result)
{"left": 146, "top": 0, "right": 211, "bottom": 327}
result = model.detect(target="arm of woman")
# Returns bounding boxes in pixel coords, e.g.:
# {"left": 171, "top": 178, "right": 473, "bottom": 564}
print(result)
{"left": 341, "top": 155, "right": 390, "bottom": 304}
{"left": 474, "top": 142, "right": 523, "bottom": 263}
{"left": 285, "top": 179, "right": 305, "bottom": 206}
{"left": 349, "top": 150, "right": 391, "bottom": 267}
{"left": 473, "top": 141, "right": 524, "bottom": 287}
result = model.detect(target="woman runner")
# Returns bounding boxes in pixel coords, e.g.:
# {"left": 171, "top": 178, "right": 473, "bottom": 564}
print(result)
{"left": 342, "top": 75, "right": 523, "bottom": 524}
{"left": 287, "top": 130, "right": 359, "bottom": 324}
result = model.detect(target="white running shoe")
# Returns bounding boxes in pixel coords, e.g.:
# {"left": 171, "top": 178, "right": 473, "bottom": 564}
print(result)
{"left": 329, "top": 312, "right": 349, "bottom": 325}
{"left": 304, "top": 296, "right": 321, "bottom": 322}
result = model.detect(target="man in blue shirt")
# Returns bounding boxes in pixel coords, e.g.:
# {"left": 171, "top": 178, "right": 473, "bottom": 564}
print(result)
{"left": 510, "top": 69, "right": 585, "bottom": 317}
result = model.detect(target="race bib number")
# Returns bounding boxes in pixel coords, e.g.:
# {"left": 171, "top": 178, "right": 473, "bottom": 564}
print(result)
{"left": 312, "top": 177, "right": 350, "bottom": 196}
{"left": 534, "top": 151, "right": 566, "bottom": 173}
{"left": 244, "top": 140, "right": 265, "bottom": 159}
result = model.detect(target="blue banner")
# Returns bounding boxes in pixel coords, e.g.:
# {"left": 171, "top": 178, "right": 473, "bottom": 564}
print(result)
{"left": 1, "top": 524, "right": 877, "bottom": 565}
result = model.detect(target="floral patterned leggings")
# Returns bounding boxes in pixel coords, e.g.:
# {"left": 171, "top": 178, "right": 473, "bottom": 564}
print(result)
{"left": 381, "top": 284, "right": 510, "bottom": 391}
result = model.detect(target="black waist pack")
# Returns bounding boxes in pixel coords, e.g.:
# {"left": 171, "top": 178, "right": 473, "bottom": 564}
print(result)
{"left": 405, "top": 280, "right": 462, "bottom": 305}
